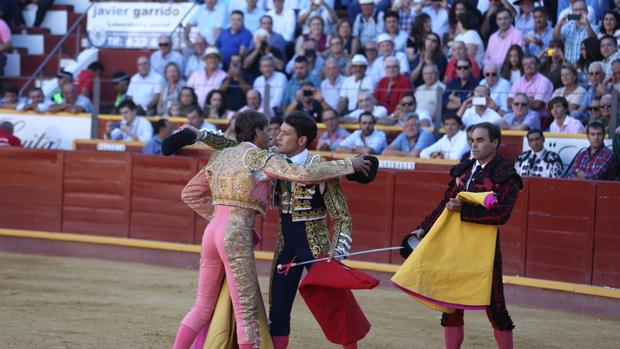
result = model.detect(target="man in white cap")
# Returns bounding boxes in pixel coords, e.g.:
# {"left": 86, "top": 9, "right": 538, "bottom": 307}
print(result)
{"left": 352, "top": 0, "right": 385, "bottom": 47}
{"left": 187, "top": 47, "right": 228, "bottom": 107}
{"left": 337, "top": 54, "right": 375, "bottom": 116}
{"left": 367, "top": 33, "right": 410, "bottom": 83}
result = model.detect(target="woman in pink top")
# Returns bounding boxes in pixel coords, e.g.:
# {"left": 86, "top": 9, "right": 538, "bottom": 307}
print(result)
{"left": 548, "top": 96, "right": 586, "bottom": 134}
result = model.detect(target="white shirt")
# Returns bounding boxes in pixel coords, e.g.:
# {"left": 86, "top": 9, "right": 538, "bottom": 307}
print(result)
{"left": 454, "top": 30, "right": 485, "bottom": 67}
{"left": 109, "top": 116, "right": 153, "bottom": 142}
{"left": 339, "top": 129, "right": 388, "bottom": 154}
{"left": 253, "top": 72, "right": 288, "bottom": 110}
{"left": 127, "top": 71, "right": 164, "bottom": 111}
{"left": 461, "top": 106, "right": 503, "bottom": 127}
{"left": 480, "top": 77, "right": 511, "bottom": 113}
{"left": 288, "top": 148, "right": 309, "bottom": 165}
{"left": 339, "top": 75, "right": 375, "bottom": 112}
{"left": 320, "top": 75, "right": 345, "bottom": 111}
{"left": 415, "top": 81, "right": 445, "bottom": 118}
{"left": 367, "top": 52, "right": 410, "bottom": 83}
{"left": 266, "top": 8, "right": 297, "bottom": 42}
{"left": 348, "top": 105, "right": 388, "bottom": 120}
{"left": 420, "top": 130, "right": 469, "bottom": 160}
{"left": 416, "top": 6, "right": 449, "bottom": 40}
{"left": 16, "top": 98, "right": 53, "bottom": 112}
{"left": 558, "top": 5, "right": 597, "bottom": 26}
{"left": 389, "top": 30, "right": 409, "bottom": 53}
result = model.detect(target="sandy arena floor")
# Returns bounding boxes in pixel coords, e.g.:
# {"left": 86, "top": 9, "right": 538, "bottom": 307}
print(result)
{"left": 0, "top": 252, "right": 618, "bottom": 349}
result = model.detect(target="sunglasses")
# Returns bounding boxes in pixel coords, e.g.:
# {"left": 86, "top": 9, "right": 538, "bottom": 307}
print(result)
{"left": 365, "top": 48, "right": 377, "bottom": 51}
{"left": 456, "top": 66, "right": 470, "bottom": 70}
{"left": 589, "top": 71, "right": 602, "bottom": 75}
{"left": 513, "top": 102, "right": 527, "bottom": 106}
{"left": 159, "top": 43, "right": 171, "bottom": 47}
{"left": 590, "top": 106, "right": 601, "bottom": 111}
{"left": 485, "top": 72, "right": 498, "bottom": 77}
{"left": 386, "top": 65, "right": 399, "bottom": 69}
{"left": 600, "top": 104, "right": 612, "bottom": 109}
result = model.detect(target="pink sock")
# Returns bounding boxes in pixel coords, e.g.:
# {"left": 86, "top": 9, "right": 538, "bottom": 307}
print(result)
{"left": 272, "top": 335, "right": 289, "bottom": 349}
{"left": 343, "top": 342, "right": 358, "bottom": 349}
{"left": 172, "top": 324, "right": 198, "bottom": 349}
{"left": 493, "top": 329, "right": 513, "bottom": 349}
{"left": 444, "top": 326, "right": 464, "bottom": 349}
{"left": 191, "top": 326, "right": 208, "bottom": 349}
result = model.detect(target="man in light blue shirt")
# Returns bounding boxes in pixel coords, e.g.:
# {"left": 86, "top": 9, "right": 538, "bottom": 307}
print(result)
{"left": 383, "top": 113, "right": 434, "bottom": 157}
{"left": 336, "top": 111, "right": 387, "bottom": 154}
{"left": 187, "top": 0, "right": 227, "bottom": 45}
{"left": 142, "top": 119, "right": 172, "bottom": 155}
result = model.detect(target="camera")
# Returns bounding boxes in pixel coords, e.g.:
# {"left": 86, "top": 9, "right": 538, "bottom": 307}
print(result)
{"left": 472, "top": 97, "right": 486, "bottom": 106}
{"left": 567, "top": 14, "right": 581, "bottom": 21}
{"left": 303, "top": 89, "right": 314, "bottom": 97}
{"left": 546, "top": 48, "right": 555, "bottom": 57}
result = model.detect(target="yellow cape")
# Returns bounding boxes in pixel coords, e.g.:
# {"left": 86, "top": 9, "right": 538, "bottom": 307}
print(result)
{"left": 391, "top": 191, "right": 498, "bottom": 313}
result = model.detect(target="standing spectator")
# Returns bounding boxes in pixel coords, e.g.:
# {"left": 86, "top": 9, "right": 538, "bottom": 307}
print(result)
{"left": 252, "top": 15, "right": 287, "bottom": 56}
{"left": 483, "top": 7, "right": 525, "bottom": 67}
{"left": 0, "top": 121, "right": 21, "bottom": 147}
{"left": 282, "top": 56, "right": 320, "bottom": 109}
{"left": 106, "top": 100, "right": 153, "bottom": 142}
{"left": 553, "top": 0, "right": 596, "bottom": 64}
{"left": 454, "top": 12, "right": 485, "bottom": 67}
{"left": 444, "top": 41, "right": 481, "bottom": 85}
{"left": 551, "top": 64, "right": 587, "bottom": 113}
{"left": 48, "top": 83, "right": 92, "bottom": 114}
{"left": 0, "top": 15, "right": 10, "bottom": 76}
{"left": 383, "top": 114, "right": 435, "bottom": 157}
{"left": 298, "top": 0, "right": 338, "bottom": 36}
{"left": 110, "top": 72, "right": 130, "bottom": 114}
{"left": 126, "top": 56, "right": 164, "bottom": 115}
{"left": 352, "top": 0, "right": 385, "bottom": 47}
{"left": 508, "top": 55, "right": 554, "bottom": 115}
{"left": 142, "top": 119, "right": 172, "bottom": 155}
{"left": 266, "top": 0, "right": 296, "bottom": 43}
{"left": 412, "top": 0, "right": 449, "bottom": 40}
{"left": 480, "top": 63, "right": 511, "bottom": 115}
{"left": 157, "top": 62, "right": 185, "bottom": 116}
{"left": 182, "top": 34, "right": 207, "bottom": 80}
{"left": 187, "top": 0, "right": 226, "bottom": 45}
{"left": 285, "top": 83, "right": 324, "bottom": 122}
{"left": 75, "top": 61, "right": 104, "bottom": 98}
{"left": 500, "top": 45, "right": 524, "bottom": 84}
{"left": 443, "top": 58, "right": 479, "bottom": 117}
{"left": 253, "top": 55, "right": 288, "bottom": 115}
{"left": 565, "top": 121, "right": 618, "bottom": 180}
{"left": 420, "top": 115, "right": 469, "bottom": 160}
{"left": 501, "top": 93, "right": 542, "bottom": 130}
{"left": 337, "top": 112, "right": 388, "bottom": 154}
{"left": 384, "top": 10, "right": 408, "bottom": 52}
{"left": 415, "top": 64, "right": 445, "bottom": 120}
{"left": 337, "top": 54, "right": 374, "bottom": 115}
{"left": 368, "top": 34, "right": 409, "bottom": 82}
{"left": 525, "top": 7, "right": 553, "bottom": 56}
{"left": 221, "top": 54, "right": 252, "bottom": 112}
{"left": 515, "top": 0, "right": 536, "bottom": 35}
{"left": 549, "top": 96, "right": 586, "bottom": 134}
{"left": 410, "top": 32, "right": 448, "bottom": 87}
{"left": 374, "top": 56, "right": 413, "bottom": 115}
{"left": 186, "top": 106, "right": 217, "bottom": 131}
{"left": 205, "top": 90, "right": 233, "bottom": 120}
{"left": 320, "top": 58, "right": 345, "bottom": 111}
{"left": 187, "top": 47, "right": 227, "bottom": 108}
{"left": 514, "top": 129, "right": 564, "bottom": 178}
{"left": 347, "top": 90, "right": 388, "bottom": 122}
{"left": 17, "top": 87, "right": 52, "bottom": 113}
{"left": 316, "top": 108, "right": 350, "bottom": 151}
{"left": 150, "top": 35, "right": 184, "bottom": 77}
{"left": 244, "top": 29, "right": 286, "bottom": 80}
{"left": 458, "top": 85, "right": 503, "bottom": 127}
{"left": 558, "top": 0, "right": 598, "bottom": 26}
{"left": 216, "top": 11, "right": 253, "bottom": 70}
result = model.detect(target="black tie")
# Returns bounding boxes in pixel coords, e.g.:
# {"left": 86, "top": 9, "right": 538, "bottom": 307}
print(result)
{"left": 285, "top": 158, "right": 293, "bottom": 192}
{"left": 529, "top": 153, "right": 537, "bottom": 174}
{"left": 467, "top": 165, "right": 483, "bottom": 191}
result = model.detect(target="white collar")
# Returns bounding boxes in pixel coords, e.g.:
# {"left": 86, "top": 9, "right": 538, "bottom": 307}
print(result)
{"left": 475, "top": 160, "right": 489, "bottom": 169}
{"left": 288, "top": 148, "right": 308, "bottom": 165}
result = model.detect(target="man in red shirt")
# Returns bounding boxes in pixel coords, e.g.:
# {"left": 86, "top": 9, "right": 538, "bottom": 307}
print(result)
{"left": 374, "top": 56, "right": 413, "bottom": 115}
{"left": 0, "top": 121, "right": 21, "bottom": 147}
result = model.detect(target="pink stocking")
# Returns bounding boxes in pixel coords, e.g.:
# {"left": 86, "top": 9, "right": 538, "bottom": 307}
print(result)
{"left": 444, "top": 326, "right": 464, "bottom": 349}
{"left": 173, "top": 324, "right": 199, "bottom": 349}
{"left": 191, "top": 326, "right": 208, "bottom": 349}
{"left": 272, "top": 335, "right": 289, "bottom": 349}
{"left": 343, "top": 342, "right": 358, "bottom": 349}
{"left": 493, "top": 329, "right": 513, "bottom": 349}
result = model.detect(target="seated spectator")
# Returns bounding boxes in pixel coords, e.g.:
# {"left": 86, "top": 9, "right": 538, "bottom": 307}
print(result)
{"left": 250, "top": 15, "right": 287, "bottom": 57}
{"left": 415, "top": 64, "right": 445, "bottom": 120}
{"left": 405, "top": 13, "right": 431, "bottom": 61}
{"left": 187, "top": 47, "right": 227, "bottom": 108}
{"left": 588, "top": 96, "right": 603, "bottom": 124}
{"left": 443, "top": 58, "right": 479, "bottom": 117}
{"left": 460, "top": 124, "right": 475, "bottom": 162}
{"left": 347, "top": 90, "right": 388, "bottom": 123}
{"left": 285, "top": 83, "right": 324, "bottom": 122}
{"left": 316, "top": 108, "right": 350, "bottom": 151}
{"left": 127, "top": 56, "right": 164, "bottom": 115}
{"left": 142, "top": 119, "right": 172, "bottom": 156}
{"left": 600, "top": 35, "right": 620, "bottom": 76}
{"left": 596, "top": 94, "right": 614, "bottom": 131}
{"left": 157, "top": 62, "right": 185, "bottom": 116}
{"left": 549, "top": 96, "right": 586, "bottom": 134}
{"left": 458, "top": 85, "right": 503, "bottom": 127}
{"left": 565, "top": 121, "right": 618, "bottom": 180}
{"left": 335, "top": 18, "right": 357, "bottom": 57}
{"left": 362, "top": 40, "right": 379, "bottom": 68}
{"left": 480, "top": 62, "right": 511, "bottom": 115}
{"left": 483, "top": 6, "right": 524, "bottom": 67}
{"left": 501, "top": 44, "right": 524, "bottom": 84}
{"left": 48, "top": 83, "right": 92, "bottom": 114}
{"left": 374, "top": 57, "right": 413, "bottom": 115}
{"left": 282, "top": 56, "right": 321, "bottom": 109}
{"left": 253, "top": 56, "right": 287, "bottom": 116}
{"left": 225, "top": 113, "right": 238, "bottom": 138}
{"left": 296, "top": 16, "right": 329, "bottom": 54}
{"left": 368, "top": 34, "right": 409, "bottom": 82}
{"left": 525, "top": 7, "right": 553, "bottom": 56}
{"left": 110, "top": 72, "right": 130, "bottom": 114}
{"left": 0, "top": 121, "right": 21, "bottom": 147}
{"left": 383, "top": 10, "right": 408, "bottom": 52}
{"left": 337, "top": 112, "right": 387, "bottom": 154}
{"left": 167, "top": 102, "right": 183, "bottom": 118}
{"left": 0, "top": 84, "right": 20, "bottom": 109}
{"left": 243, "top": 28, "right": 285, "bottom": 80}
{"left": 501, "top": 93, "right": 541, "bottom": 131}
{"left": 320, "top": 58, "right": 345, "bottom": 111}
{"left": 576, "top": 37, "right": 603, "bottom": 85}
{"left": 597, "top": 10, "right": 620, "bottom": 44}
{"left": 515, "top": 129, "right": 564, "bottom": 178}
{"left": 216, "top": 10, "right": 253, "bottom": 69}
{"left": 221, "top": 54, "right": 252, "bottom": 112}
{"left": 412, "top": 0, "right": 449, "bottom": 40}
{"left": 298, "top": 0, "right": 337, "bottom": 36}
{"left": 420, "top": 115, "right": 469, "bottom": 160}
{"left": 186, "top": 105, "right": 216, "bottom": 131}
{"left": 578, "top": 61, "right": 607, "bottom": 122}
{"left": 409, "top": 32, "right": 447, "bottom": 87}
{"left": 151, "top": 35, "right": 184, "bottom": 77}
{"left": 607, "top": 59, "right": 620, "bottom": 93}
{"left": 337, "top": 54, "right": 374, "bottom": 115}
{"left": 178, "top": 87, "right": 201, "bottom": 116}
{"left": 552, "top": 0, "right": 596, "bottom": 64}
{"left": 323, "top": 36, "right": 348, "bottom": 74}
{"left": 51, "top": 70, "right": 74, "bottom": 104}
{"left": 388, "top": 94, "right": 432, "bottom": 127}
{"left": 205, "top": 89, "right": 233, "bottom": 120}
{"left": 352, "top": 0, "right": 385, "bottom": 48}
{"left": 105, "top": 101, "right": 153, "bottom": 142}
{"left": 443, "top": 40, "right": 480, "bottom": 85}
{"left": 186, "top": 0, "right": 226, "bottom": 45}
{"left": 182, "top": 33, "right": 207, "bottom": 79}
{"left": 239, "top": 89, "right": 264, "bottom": 113}
{"left": 454, "top": 12, "right": 484, "bottom": 67}
{"left": 17, "top": 87, "right": 52, "bottom": 113}
{"left": 552, "top": 64, "right": 587, "bottom": 113}
{"left": 285, "top": 39, "right": 325, "bottom": 77}
{"left": 75, "top": 61, "right": 104, "bottom": 98}
{"left": 508, "top": 55, "right": 553, "bottom": 115}
{"left": 383, "top": 114, "right": 434, "bottom": 157}
{"left": 539, "top": 40, "right": 568, "bottom": 90}
{"left": 0, "top": 16, "right": 9, "bottom": 77}
{"left": 268, "top": 115, "right": 283, "bottom": 148}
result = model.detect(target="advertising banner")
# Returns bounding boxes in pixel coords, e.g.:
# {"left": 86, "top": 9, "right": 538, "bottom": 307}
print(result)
{"left": 0, "top": 112, "right": 92, "bottom": 150}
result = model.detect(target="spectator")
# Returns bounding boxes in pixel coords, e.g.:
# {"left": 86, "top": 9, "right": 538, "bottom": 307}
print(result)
{"left": 415, "top": 64, "right": 445, "bottom": 121}
{"left": 393, "top": 0, "right": 415, "bottom": 34}
{"left": 501, "top": 44, "right": 524, "bottom": 84}
{"left": 558, "top": 0, "right": 598, "bottom": 26}
{"left": 285, "top": 39, "right": 325, "bottom": 77}
{"left": 216, "top": 10, "right": 253, "bottom": 70}
{"left": 458, "top": 85, "right": 503, "bottom": 127}
{"left": 157, "top": 62, "right": 185, "bottom": 116}
{"left": 443, "top": 58, "right": 479, "bottom": 117}
{"left": 390, "top": 94, "right": 433, "bottom": 127}
{"left": 51, "top": 70, "right": 73, "bottom": 104}
{"left": 480, "top": 63, "right": 511, "bottom": 115}
{"left": 110, "top": 72, "right": 130, "bottom": 113}
{"left": 480, "top": 0, "right": 515, "bottom": 39}
{"left": 551, "top": 64, "right": 587, "bottom": 112}
{"left": 239, "top": 89, "right": 264, "bottom": 112}
{"left": 383, "top": 114, "right": 434, "bottom": 157}
{"left": 142, "top": 119, "right": 172, "bottom": 156}
{"left": 374, "top": 56, "right": 413, "bottom": 115}
{"left": 607, "top": 59, "right": 620, "bottom": 92}
{"left": 454, "top": 12, "right": 485, "bottom": 67}
{"left": 335, "top": 19, "right": 357, "bottom": 57}
{"left": 596, "top": 94, "right": 614, "bottom": 130}
{"left": 515, "top": 0, "right": 536, "bottom": 35}
{"left": 588, "top": 96, "right": 603, "bottom": 124}
{"left": 205, "top": 89, "right": 233, "bottom": 120}
{"left": 420, "top": 115, "right": 469, "bottom": 160}
{"left": 412, "top": 0, "right": 449, "bottom": 40}
{"left": 597, "top": 10, "right": 620, "bottom": 44}
{"left": 106, "top": 100, "right": 153, "bottom": 142}
{"left": 565, "top": 121, "right": 618, "bottom": 180}
{"left": 187, "top": 47, "right": 227, "bottom": 108}
{"left": 600, "top": 35, "right": 620, "bottom": 76}
{"left": 444, "top": 0, "right": 474, "bottom": 48}
{"left": 126, "top": 56, "right": 164, "bottom": 115}
{"left": 225, "top": 113, "right": 238, "bottom": 138}
{"left": 282, "top": 56, "right": 320, "bottom": 109}
{"left": 0, "top": 16, "right": 9, "bottom": 76}
{"left": 320, "top": 58, "right": 345, "bottom": 111}
{"left": 17, "top": 87, "right": 52, "bottom": 113}
{"left": 514, "top": 129, "right": 564, "bottom": 178}
{"left": 186, "top": 105, "right": 217, "bottom": 131}
{"left": 150, "top": 35, "right": 184, "bottom": 77}
{"left": 182, "top": 34, "right": 207, "bottom": 79}
{"left": 483, "top": 7, "right": 525, "bottom": 67}
{"left": 316, "top": 108, "right": 350, "bottom": 151}
{"left": 460, "top": 124, "right": 475, "bottom": 162}
{"left": 266, "top": 0, "right": 296, "bottom": 43}
{"left": 444, "top": 41, "right": 481, "bottom": 85}
{"left": 501, "top": 93, "right": 542, "bottom": 130}
{"left": 552, "top": 0, "right": 596, "bottom": 64}
{"left": 168, "top": 102, "right": 183, "bottom": 118}
{"left": 221, "top": 54, "right": 252, "bottom": 112}
{"left": 362, "top": 40, "right": 379, "bottom": 67}
{"left": 539, "top": 40, "right": 567, "bottom": 89}
{"left": 296, "top": 16, "right": 329, "bottom": 54}
{"left": 549, "top": 96, "right": 586, "bottom": 134}
{"left": 178, "top": 87, "right": 201, "bottom": 116}
{"left": 48, "top": 83, "right": 92, "bottom": 114}
{"left": 352, "top": 0, "right": 385, "bottom": 47}
{"left": 0, "top": 84, "right": 20, "bottom": 109}
{"left": 337, "top": 111, "right": 387, "bottom": 154}
{"left": 384, "top": 10, "right": 408, "bottom": 52}
{"left": 75, "top": 61, "right": 104, "bottom": 98}
{"left": 243, "top": 28, "right": 286, "bottom": 80}
{"left": 323, "top": 36, "right": 348, "bottom": 74}
{"left": 186, "top": 0, "right": 226, "bottom": 45}
{"left": 410, "top": 32, "right": 447, "bottom": 87}
{"left": 508, "top": 55, "right": 554, "bottom": 114}
{"left": 285, "top": 83, "right": 324, "bottom": 122}
{"left": 368, "top": 34, "right": 409, "bottom": 82}
{"left": 347, "top": 90, "right": 388, "bottom": 123}
{"left": 241, "top": 0, "right": 265, "bottom": 33}
{"left": 576, "top": 37, "right": 603, "bottom": 84}
{"left": 525, "top": 7, "right": 553, "bottom": 56}
{"left": 337, "top": 54, "right": 374, "bottom": 115}
{"left": 267, "top": 115, "right": 282, "bottom": 148}
{"left": 405, "top": 13, "right": 431, "bottom": 59}
{"left": 0, "top": 121, "right": 20, "bottom": 147}
{"left": 250, "top": 15, "right": 287, "bottom": 57}
{"left": 253, "top": 55, "right": 288, "bottom": 115}
{"left": 578, "top": 61, "right": 607, "bottom": 120}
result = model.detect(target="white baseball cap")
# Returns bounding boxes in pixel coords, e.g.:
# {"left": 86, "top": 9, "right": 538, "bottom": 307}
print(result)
{"left": 350, "top": 54, "right": 368, "bottom": 66}
{"left": 376, "top": 33, "right": 393, "bottom": 45}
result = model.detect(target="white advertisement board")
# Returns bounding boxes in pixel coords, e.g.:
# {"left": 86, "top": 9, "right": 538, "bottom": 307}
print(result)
{"left": 522, "top": 136, "right": 613, "bottom": 167}
{"left": 0, "top": 112, "right": 92, "bottom": 150}
{"left": 87, "top": 2, "right": 196, "bottom": 49}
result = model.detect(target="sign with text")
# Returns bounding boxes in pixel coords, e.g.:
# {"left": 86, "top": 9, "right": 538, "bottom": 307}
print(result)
{"left": 0, "top": 112, "right": 92, "bottom": 150}
{"left": 86, "top": 2, "right": 196, "bottom": 49}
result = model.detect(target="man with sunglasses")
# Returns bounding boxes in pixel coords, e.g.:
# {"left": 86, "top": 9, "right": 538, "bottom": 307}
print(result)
{"left": 578, "top": 61, "right": 607, "bottom": 119}
{"left": 480, "top": 63, "right": 511, "bottom": 115}
{"left": 501, "top": 93, "right": 541, "bottom": 130}
{"left": 150, "top": 35, "right": 184, "bottom": 76}
{"left": 443, "top": 58, "right": 479, "bottom": 117}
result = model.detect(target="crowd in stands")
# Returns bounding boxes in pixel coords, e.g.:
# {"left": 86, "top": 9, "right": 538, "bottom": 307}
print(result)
{"left": 0, "top": 0, "right": 619, "bottom": 179}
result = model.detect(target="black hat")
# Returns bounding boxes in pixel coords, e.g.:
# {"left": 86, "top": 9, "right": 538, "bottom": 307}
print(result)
{"left": 346, "top": 155, "right": 379, "bottom": 184}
